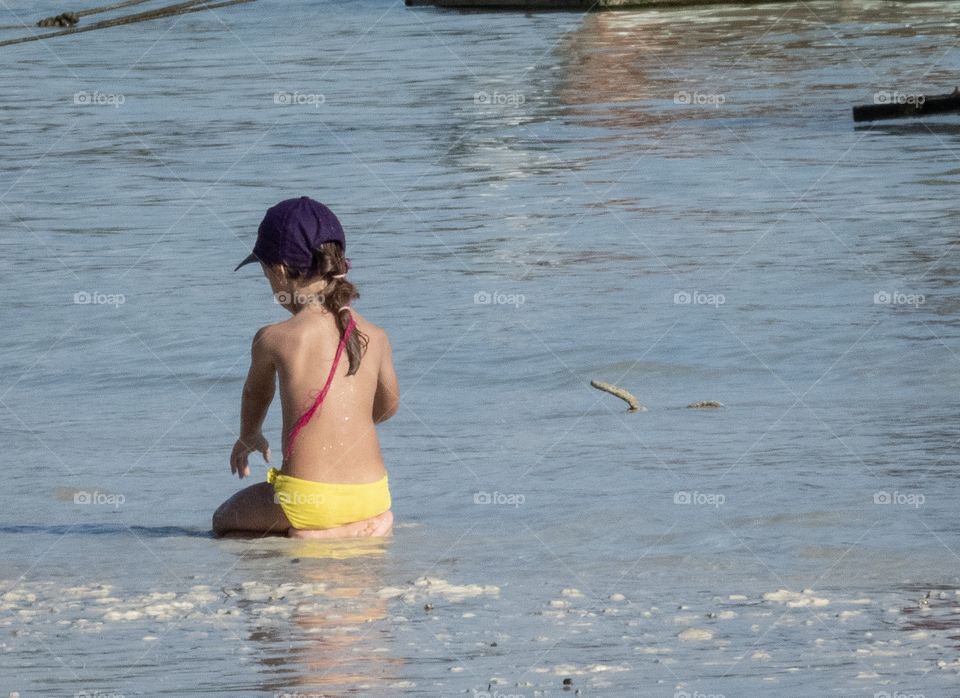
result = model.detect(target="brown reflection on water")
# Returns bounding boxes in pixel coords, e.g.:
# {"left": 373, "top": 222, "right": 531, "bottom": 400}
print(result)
{"left": 555, "top": 12, "right": 673, "bottom": 129}
{"left": 557, "top": 13, "right": 667, "bottom": 103}
{"left": 233, "top": 539, "right": 403, "bottom": 695}
{"left": 552, "top": 3, "right": 948, "bottom": 130}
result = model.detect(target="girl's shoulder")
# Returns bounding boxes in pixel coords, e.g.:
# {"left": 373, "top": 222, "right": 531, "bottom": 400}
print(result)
{"left": 350, "top": 310, "right": 386, "bottom": 339}
{"left": 257, "top": 310, "right": 387, "bottom": 345}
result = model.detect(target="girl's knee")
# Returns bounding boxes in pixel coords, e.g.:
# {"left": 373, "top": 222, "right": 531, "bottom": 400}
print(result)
{"left": 212, "top": 501, "right": 232, "bottom": 536}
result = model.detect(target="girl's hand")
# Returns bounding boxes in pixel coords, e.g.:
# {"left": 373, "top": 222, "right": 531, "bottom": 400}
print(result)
{"left": 230, "top": 433, "right": 271, "bottom": 479}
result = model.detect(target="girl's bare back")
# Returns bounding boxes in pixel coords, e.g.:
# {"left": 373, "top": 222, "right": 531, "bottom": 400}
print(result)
{"left": 270, "top": 308, "right": 393, "bottom": 484}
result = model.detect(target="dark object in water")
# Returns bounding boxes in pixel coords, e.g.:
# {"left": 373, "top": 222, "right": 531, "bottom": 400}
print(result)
{"left": 37, "top": 12, "right": 79, "bottom": 27}
{"left": 852, "top": 88, "right": 960, "bottom": 122}
{"left": 407, "top": 0, "right": 796, "bottom": 9}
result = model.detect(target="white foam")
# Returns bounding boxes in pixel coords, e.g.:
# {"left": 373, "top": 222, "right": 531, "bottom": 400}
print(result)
{"left": 551, "top": 664, "right": 584, "bottom": 675}
{"left": 590, "top": 664, "right": 629, "bottom": 673}
{"left": 258, "top": 605, "right": 290, "bottom": 616}
{"left": 104, "top": 610, "right": 142, "bottom": 621}
{"left": 678, "top": 628, "right": 713, "bottom": 642}
{"left": 762, "top": 589, "right": 829, "bottom": 608}
{"left": 377, "top": 577, "right": 499, "bottom": 603}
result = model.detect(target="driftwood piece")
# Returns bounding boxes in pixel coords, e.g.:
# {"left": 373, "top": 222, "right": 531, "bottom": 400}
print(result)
{"left": 687, "top": 400, "right": 724, "bottom": 408}
{"left": 590, "top": 380, "right": 646, "bottom": 412}
{"left": 852, "top": 88, "right": 960, "bottom": 122}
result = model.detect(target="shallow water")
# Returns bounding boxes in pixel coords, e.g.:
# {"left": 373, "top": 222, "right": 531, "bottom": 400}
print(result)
{"left": 2, "top": 0, "right": 960, "bottom": 695}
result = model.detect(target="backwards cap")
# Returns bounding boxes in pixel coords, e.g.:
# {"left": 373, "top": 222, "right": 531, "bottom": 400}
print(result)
{"left": 234, "top": 197, "right": 345, "bottom": 272}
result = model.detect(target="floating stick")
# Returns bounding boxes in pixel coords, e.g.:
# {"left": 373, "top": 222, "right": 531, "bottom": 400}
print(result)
{"left": 687, "top": 400, "right": 724, "bottom": 408}
{"left": 590, "top": 380, "right": 645, "bottom": 412}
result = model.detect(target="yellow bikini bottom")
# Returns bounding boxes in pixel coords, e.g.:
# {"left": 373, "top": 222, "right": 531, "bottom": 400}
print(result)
{"left": 267, "top": 467, "right": 391, "bottom": 530}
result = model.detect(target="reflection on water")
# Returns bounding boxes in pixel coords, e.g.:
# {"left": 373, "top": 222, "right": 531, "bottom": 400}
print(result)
{"left": 228, "top": 548, "right": 399, "bottom": 694}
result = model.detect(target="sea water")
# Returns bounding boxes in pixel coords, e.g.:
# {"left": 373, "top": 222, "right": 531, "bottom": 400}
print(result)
{"left": 2, "top": 0, "right": 960, "bottom": 695}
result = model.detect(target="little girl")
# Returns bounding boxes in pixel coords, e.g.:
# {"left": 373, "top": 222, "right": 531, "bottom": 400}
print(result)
{"left": 212, "top": 197, "right": 398, "bottom": 538}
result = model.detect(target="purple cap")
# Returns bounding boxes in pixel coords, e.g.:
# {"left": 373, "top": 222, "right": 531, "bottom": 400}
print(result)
{"left": 234, "top": 197, "right": 345, "bottom": 272}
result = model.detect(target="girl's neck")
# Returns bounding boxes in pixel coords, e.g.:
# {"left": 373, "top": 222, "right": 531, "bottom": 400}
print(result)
{"left": 293, "top": 300, "right": 330, "bottom": 315}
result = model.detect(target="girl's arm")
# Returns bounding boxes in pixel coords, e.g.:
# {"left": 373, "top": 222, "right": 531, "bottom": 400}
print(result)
{"left": 373, "top": 332, "right": 399, "bottom": 424}
{"left": 230, "top": 327, "right": 276, "bottom": 478}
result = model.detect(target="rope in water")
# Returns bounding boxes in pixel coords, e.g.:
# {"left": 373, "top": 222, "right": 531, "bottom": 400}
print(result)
{"left": 0, "top": 0, "right": 254, "bottom": 47}
{"left": 75, "top": 0, "right": 157, "bottom": 17}
{"left": 35, "top": 1, "right": 175, "bottom": 27}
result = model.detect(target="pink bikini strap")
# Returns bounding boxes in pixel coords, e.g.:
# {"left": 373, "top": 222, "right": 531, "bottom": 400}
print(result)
{"left": 284, "top": 313, "right": 357, "bottom": 457}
